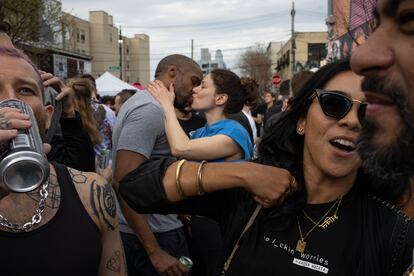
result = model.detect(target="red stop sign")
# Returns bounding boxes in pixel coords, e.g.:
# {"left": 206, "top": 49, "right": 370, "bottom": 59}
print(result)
{"left": 272, "top": 75, "right": 282, "bottom": 86}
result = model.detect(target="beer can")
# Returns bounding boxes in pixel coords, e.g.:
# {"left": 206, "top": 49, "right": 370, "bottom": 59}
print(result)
{"left": 0, "top": 99, "right": 50, "bottom": 192}
{"left": 179, "top": 256, "right": 193, "bottom": 271}
{"left": 98, "top": 149, "right": 110, "bottom": 169}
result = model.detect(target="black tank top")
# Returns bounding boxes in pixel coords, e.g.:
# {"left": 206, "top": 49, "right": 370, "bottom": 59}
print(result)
{"left": 0, "top": 163, "right": 102, "bottom": 276}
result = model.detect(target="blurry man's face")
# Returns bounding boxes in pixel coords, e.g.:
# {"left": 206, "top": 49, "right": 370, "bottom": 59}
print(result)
{"left": 114, "top": 96, "right": 122, "bottom": 115}
{"left": 264, "top": 93, "right": 274, "bottom": 105}
{"left": 351, "top": 0, "right": 414, "bottom": 184}
{"left": 173, "top": 63, "right": 202, "bottom": 110}
{"left": 0, "top": 56, "right": 51, "bottom": 139}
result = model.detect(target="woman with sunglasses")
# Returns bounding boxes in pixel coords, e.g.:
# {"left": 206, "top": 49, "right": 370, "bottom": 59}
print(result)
{"left": 119, "top": 60, "right": 414, "bottom": 275}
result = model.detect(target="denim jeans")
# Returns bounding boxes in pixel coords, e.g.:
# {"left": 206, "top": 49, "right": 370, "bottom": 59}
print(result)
{"left": 121, "top": 227, "right": 189, "bottom": 276}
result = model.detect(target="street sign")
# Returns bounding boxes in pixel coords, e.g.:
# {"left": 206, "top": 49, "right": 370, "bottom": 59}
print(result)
{"left": 109, "top": 66, "right": 120, "bottom": 71}
{"left": 272, "top": 74, "right": 282, "bottom": 86}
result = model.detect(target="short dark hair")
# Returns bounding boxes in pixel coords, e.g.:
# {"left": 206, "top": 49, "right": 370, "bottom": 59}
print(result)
{"left": 154, "top": 54, "right": 199, "bottom": 79}
{"left": 210, "top": 69, "right": 259, "bottom": 115}
{"left": 101, "top": 95, "right": 115, "bottom": 105}
{"left": 116, "top": 89, "right": 136, "bottom": 105}
{"left": 291, "top": 70, "right": 314, "bottom": 98}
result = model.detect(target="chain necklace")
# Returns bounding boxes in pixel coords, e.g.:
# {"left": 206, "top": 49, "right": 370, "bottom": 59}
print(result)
{"left": 302, "top": 196, "right": 343, "bottom": 229}
{"left": 296, "top": 197, "right": 342, "bottom": 253}
{"left": 0, "top": 181, "right": 49, "bottom": 232}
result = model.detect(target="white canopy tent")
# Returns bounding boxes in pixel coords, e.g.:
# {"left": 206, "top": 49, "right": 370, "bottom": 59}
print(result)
{"left": 96, "top": 72, "right": 137, "bottom": 96}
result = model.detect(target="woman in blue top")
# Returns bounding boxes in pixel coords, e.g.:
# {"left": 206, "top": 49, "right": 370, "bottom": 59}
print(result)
{"left": 147, "top": 69, "right": 258, "bottom": 162}
{"left": 148, "top": 69, "right": 259, "bottom": 275}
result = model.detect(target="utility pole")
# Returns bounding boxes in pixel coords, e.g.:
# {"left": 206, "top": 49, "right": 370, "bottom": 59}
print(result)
{"left": 191, "top": 39, "right": 194, "bottom": 60}
{"left": 118, "top": 26, "right": 123, "bottom": 80}
{"left": 291, "top": 0, "right": 296, "bottom": 78}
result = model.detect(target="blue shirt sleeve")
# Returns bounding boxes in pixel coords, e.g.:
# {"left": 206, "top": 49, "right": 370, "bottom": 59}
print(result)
{"left": 219, "top": 121, "right": 253, "bottom": 160}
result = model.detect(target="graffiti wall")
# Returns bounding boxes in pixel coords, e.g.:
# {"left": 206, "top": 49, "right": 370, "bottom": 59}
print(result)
{"left": 326, "top": 0, "right": 377, "bottom": 62}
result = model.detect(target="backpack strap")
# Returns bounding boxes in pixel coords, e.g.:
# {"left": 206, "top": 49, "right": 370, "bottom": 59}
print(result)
{"left": 221, "top": 204, "right": 262, "bottom": 275}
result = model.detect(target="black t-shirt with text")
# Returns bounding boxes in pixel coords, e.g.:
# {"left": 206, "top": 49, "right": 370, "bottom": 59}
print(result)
{"left": 227, "top": 193, "right": 362, "bottom": 275}
{"left": 120, "top": 158, "right": 414, "bottom": 276}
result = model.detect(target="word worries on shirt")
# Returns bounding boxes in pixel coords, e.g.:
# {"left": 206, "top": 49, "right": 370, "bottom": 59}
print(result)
{"left": 263, "top": 235, "right": 330, "bottom": 274}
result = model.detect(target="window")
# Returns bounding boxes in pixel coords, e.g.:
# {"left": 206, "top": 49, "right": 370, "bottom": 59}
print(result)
{"left": 308, "top": 43, "right": 327, "bottom": 66}
{"left": 80, "top": 29, "right": 86, "bottom": 44}
{"left": 109, "top": 33, "right": 113, "bottom": 43}
{"left": 126, "top": 45, "right": 129, "bottom": 55}
{"left": 76, "top": 28, "right": 80, "bottom": 43}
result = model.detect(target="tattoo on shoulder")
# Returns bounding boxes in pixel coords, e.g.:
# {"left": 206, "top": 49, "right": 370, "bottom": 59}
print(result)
{"left": 106, "top": 250, "right": 121, "bottom": 273}
{"left": 90, "top": 181, "right": 117, "bottom": 230}
{"left": 26, "top": 171, "right": 60, "bottom": 209}
{"left": 68, "top": 168, "right": 88, "bottom": 185}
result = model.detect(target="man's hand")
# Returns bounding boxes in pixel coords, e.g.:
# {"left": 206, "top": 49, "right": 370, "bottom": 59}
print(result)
{"left": 242, "top": 163, "right": 297, "bottom": 208}
{"left": 0, "top": 107, "right": 31, "bottom": 151}
{"left": 149, "top": 248, "right": 187, "bottom": 276}
{"left": 0, "top": 107, "right": 32, "bottom": 199}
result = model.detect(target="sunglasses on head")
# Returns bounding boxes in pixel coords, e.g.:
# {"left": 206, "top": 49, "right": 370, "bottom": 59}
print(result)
{"left": 309, "top": 89, "right": 367, "bottom": 122}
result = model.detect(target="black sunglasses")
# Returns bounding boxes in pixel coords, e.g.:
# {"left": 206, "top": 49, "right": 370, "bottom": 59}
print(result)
{"left": 309, "top": 89, "right": 367, "bottom": 122}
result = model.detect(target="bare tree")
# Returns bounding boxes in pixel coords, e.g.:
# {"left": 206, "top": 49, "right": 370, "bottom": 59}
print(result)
{"left": 0, "top": 0, "right": 64, "bottom": 47}
{"left": 239, "top": 44, "right": 272, "bottom": 94}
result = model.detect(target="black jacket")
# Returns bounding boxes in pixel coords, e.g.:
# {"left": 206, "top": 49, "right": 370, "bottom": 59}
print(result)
{"left": 119, "top": 157, "right": 414, "bottom": 276}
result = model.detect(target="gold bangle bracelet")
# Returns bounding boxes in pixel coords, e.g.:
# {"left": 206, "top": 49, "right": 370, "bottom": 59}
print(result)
{"left": 196, "top": 160, "right": 207, "bottom": 196}
{"left": 176, "top": 159, "right": 187, "bottom": 199}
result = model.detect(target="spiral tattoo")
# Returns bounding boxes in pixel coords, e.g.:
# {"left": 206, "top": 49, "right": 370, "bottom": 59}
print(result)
{"left": 90, "top": 181, "right": 117, "bottom": 230}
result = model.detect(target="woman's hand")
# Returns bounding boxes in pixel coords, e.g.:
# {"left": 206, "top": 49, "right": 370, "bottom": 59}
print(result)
{"left": 242, "top": 163, "right": 297, "bottom": 208}
{"left": 39, "top": 71, "right": 75, "bottom": 118}
{"left": 147, "top": 80, "right": 175, "bottom": 110}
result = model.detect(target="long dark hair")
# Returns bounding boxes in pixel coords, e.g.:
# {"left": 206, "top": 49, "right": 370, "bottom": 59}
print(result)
{"left": 258, "top": 60, "right": 354, "bottom": 226}
{"left": 210, "top": 69, "right": 259, "bottom": 114}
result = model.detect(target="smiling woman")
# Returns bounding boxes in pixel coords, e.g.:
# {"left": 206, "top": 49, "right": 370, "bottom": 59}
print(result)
{"left": 119, "top": 59, "right": 414, "bottom": 275}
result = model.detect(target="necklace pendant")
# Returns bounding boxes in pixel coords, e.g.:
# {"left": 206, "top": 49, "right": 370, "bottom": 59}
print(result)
{"left": 319, "top": 214, "right": 338, "bottom": 229}
{"left": 296, "top": 240, "right": 306, "bottom": 253}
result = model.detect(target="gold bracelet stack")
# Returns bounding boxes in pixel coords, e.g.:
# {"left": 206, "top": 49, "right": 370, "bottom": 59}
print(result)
{"left": 176, "top": 159, "right": 187, "bottom": 199}
{"left": 196, "top": 160, "right": 207, "bottom": 196}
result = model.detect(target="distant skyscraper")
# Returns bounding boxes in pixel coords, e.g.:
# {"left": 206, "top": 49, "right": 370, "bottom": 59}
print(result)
{"left": 198, "top": 48, "right": 226, "bottom": 75}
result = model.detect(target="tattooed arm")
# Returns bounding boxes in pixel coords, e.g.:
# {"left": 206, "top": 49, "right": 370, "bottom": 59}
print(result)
{"left": 70, "top": 168, "right": 127, "bottom": 276}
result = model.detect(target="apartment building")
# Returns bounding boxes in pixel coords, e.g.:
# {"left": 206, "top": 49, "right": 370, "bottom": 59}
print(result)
{"left": 275, "top": 32, "right": 327, "bottom": 81}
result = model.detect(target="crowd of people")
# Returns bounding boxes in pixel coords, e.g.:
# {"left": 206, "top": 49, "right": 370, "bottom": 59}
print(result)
{"left": 1, "top": 0, "right": 414, "bottom": 275}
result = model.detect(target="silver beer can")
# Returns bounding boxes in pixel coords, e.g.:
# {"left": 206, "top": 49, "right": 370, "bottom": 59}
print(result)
{"left": 0, "top": 99, "right": 49, "bottom": 192}
{"left": 98, "top": 149, "right": 110, "bottom": 169}
{"left": 179, "top": 256, "right": 193, "bottom": 271}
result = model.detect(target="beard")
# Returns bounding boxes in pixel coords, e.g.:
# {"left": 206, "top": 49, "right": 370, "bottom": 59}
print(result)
{"left": 173, "top": 84, "right": 193, "bottom": 111}
{"left": 357, "top": 77, "right": 414, "bottom": 202}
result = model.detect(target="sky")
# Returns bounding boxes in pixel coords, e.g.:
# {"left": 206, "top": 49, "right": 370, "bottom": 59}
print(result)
{"left": 61, "top": 0, "right": 328, "bottom": 78}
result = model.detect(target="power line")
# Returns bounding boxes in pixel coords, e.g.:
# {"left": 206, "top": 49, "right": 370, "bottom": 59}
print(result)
{"left": 120, "top": 10, "right": 290, "bottom": 29}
